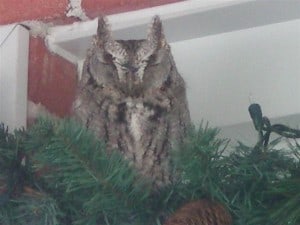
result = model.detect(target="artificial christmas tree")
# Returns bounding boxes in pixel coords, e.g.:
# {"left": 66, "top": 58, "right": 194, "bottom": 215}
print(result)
{"left": 0, "top": 104, "right": 299, "bottom": 225}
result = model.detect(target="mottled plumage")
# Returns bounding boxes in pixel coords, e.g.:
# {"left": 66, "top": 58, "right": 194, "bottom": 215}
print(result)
{"left": 73, "top": 16, "right": 190, "bottom": 187}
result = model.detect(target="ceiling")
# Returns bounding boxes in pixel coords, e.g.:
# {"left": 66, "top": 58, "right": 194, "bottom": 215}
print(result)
{"left": 46, "top": 0, "right": 300, "bottom": 64}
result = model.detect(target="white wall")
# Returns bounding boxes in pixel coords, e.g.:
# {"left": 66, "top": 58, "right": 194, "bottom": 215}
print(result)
{"left": 171, "top": 19, "right": 300, "bottom": 128}
{"left": 0, "top": 24, "right": 29, "bottom": 131}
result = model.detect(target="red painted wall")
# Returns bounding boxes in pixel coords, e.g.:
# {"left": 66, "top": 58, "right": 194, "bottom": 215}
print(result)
{"left": 0, "top": 0, "right": 184, "bottom": 118}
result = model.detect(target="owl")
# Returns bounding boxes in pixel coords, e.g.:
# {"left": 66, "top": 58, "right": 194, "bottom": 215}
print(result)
{"left": 72, "top": 16, "right": 190, "bottom": 188}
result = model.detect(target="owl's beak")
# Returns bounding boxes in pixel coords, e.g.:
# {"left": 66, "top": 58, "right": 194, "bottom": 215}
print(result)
{"left": 123, "top": 63, "right": 138, "bottom": 74}
{"left": 123, "top": 71, "right": 142, "bottom": 97}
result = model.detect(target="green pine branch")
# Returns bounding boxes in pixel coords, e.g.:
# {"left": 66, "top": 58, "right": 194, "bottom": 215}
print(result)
{"left": 0, "top": 112, "right": 299, "bottom": 225}
{"left": 0, "top": 123, "right": 61, "bottom": 225}
{"left": 24, "top": 117, "right": 152, "bottom": 225}
{"left": 171, "top": 123, "right": 229, "bottom": 201}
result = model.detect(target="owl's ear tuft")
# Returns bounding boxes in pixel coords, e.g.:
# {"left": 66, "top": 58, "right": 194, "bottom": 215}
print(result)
{"left": 96, "top": 16, "right": 125, "bottom": 58}
{"left": 147, "top": 15, "right": 167, "bottom": 50}
{"left": 97, "top": 16, "right": 112, "bottom": 46}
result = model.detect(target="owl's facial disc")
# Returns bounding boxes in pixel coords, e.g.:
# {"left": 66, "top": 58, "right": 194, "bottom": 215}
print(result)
{"left": 96, "top": 15, "right": 168, "bottom": 96}
{"left": 109, "top": 47, "right": 144, "bottom": 96}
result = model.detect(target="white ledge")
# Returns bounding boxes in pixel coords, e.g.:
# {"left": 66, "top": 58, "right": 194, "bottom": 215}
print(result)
{"left": 46, "top": 0, "right": 300, "bottom": 64}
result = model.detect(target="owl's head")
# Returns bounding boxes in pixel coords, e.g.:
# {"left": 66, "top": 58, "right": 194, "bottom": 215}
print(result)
{"left": 88, "top": 16, "right": 173, "bottom": 97}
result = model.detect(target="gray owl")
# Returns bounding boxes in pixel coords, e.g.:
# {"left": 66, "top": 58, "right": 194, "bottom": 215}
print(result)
{"left": 73, "top": 16, "right": 190, "bottom": 188}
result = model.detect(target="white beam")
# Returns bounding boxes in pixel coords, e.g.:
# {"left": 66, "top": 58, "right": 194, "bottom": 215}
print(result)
{"left": 0, "top": 24, "right": 29, "bottom": 131}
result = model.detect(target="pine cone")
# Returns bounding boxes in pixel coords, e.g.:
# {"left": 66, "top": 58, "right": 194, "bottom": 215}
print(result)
{"left": 164, "top": 199, "right": 232, "bottom": 225}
